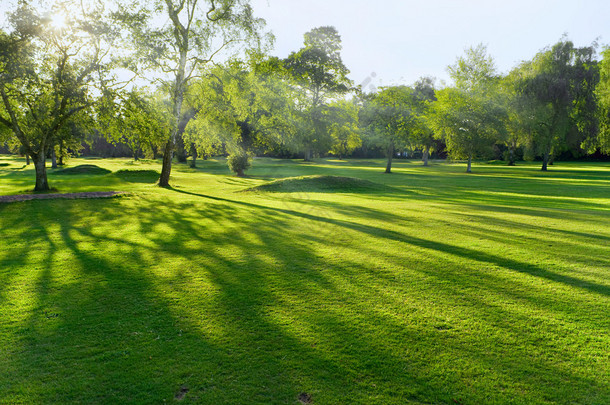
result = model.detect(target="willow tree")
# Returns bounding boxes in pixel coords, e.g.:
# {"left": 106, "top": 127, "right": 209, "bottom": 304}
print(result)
{"left": 0, "top": 2, "right": 114, "bottom": 190}
{"left": 114, "top": 0, "right": 268, "bottom": 186}
{"left": 184, "top": 57, "right": 294, "bottom": 174}
{"left": 518, "top": 39, "right": 598, "bottom": 170}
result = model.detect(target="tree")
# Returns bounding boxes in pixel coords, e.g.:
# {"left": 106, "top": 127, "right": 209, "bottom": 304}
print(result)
{"left": 184, "top": 57, "right": 293, "bottom": 175}
{"left": 284, "top": 26, "right": 352, "bottom": 160}
{"left": 596, "top": 47, "right": 610, "bottom": 153}
{"left": 0, "top": 1, "right": 114, "bottom": 190}
{"left": 410, "top": 77, "right": 437, "bottom": 166}
{"left": 433, "top": 45, "right": 506, "bottom": 173}
{"left": 328, "top": 99, "right": 361, "bottom": 159}
{"left": 361, "top": 86, "right": 415, "bottom": 173}
{"left": 114, "top": 0, "right": 268, "bottom": 186}
{"left": 99, "top": 89, "right": 172, "bottom": 161}
{"left": 518, "top": 39, "right": 598, "bottom": 170}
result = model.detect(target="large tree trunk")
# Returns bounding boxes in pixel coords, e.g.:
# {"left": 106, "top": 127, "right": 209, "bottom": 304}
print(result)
{"left": 423, "top": 147, "right": 429, "bottom": 167}
{"left": 466, "top": 155, "right": 472, "bottom": 173}
{"left": 385, "top": 144, "right": 394, "bottom": 173}
{"left": 190, "top": 143, "right": 197, "bottom": 168}
{"left": 159, "top": 140, "right": 173, "bottom": 187}
{"left": 51, "top": 148, "right": 58, "bottom": 169}
{"left": 33, "top": 153, "right": 50, "bottom": 191}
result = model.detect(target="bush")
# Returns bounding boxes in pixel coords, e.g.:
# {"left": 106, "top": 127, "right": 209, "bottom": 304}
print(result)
{"left": 227, "top": 152, "right": 251, "bottom": 177}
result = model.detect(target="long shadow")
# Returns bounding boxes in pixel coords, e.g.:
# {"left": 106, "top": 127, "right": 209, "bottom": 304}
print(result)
{"left": 2, "top": 190, "right": 609, "bottom": 403}
{"left": 169, "top": 187, "right": 610, "bottom": 298}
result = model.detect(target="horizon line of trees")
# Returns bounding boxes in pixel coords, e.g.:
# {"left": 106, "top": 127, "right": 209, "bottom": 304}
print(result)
{"left": 2, "top": 1, "right": 610, "bottom": 190}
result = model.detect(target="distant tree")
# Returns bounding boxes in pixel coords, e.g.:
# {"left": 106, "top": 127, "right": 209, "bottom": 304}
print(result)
{"left": 518, "top": 39, "right": 599, "bottom": 170}
{"left": 0, "top": 1, "right": 115, "bottom": 190}
{"left": 361, "top": 86, "right": 415, "bottom": 173}
{"left": 328, "top": 99, "right": 361, "bottom": 159}
{"left": 185, "top": 58, "right": 293, "bottom": 174}
{"left": 596, "top": 47, "right": 610, "bottom": 154}
{"left": 114, "top": 0, "right": 269, "bottom": 186}
{"left": 100, "top": 89, "right": 171, "bottom": 161}
{"left": 284, "top": 26, "right": 352, "bottom": 160}
{"left": 433, "top": 45, "right": 506, "bottom": 173}
{"left": 410, "top": 77, "right": 437, "bottom": 166}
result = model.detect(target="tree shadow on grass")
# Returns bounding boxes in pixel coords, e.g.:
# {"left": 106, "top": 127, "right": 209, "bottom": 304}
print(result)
{"left": 1, "top": 192, "right": 609, "bottom": 404}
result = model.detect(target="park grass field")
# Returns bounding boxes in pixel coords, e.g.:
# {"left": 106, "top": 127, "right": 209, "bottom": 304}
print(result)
{"left": 0, "top": 155, "right": 609, "bottom": 404}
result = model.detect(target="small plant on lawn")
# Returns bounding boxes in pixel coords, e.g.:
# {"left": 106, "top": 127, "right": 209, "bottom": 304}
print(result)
{"left": 227, "top": 152, "right": 251, "bottom": 177}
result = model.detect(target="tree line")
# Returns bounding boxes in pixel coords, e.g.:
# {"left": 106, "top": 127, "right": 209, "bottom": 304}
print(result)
{"left": 1, "top": 0, "right": 609, "bottom": 190}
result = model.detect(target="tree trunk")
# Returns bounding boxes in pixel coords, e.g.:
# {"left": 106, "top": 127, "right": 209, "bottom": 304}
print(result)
{"left": 466, "top": 155, "right": 472, "bottom": 173}
{"left": 33, "top": 153, "right": 50, "bottom": 191}
{"left": 58, "top": 141, "right": 65, "bottom": 166}
{"left": 508, "top": 147, "right": 515, "bottom": 166}
{"left": 51, "top": 148, "right": 58, "bottom": 169}
{"left": 304, "top": 148, "right": 312, "bottom": 162}
{"left": 26, "top": 154, "right": 30, "bottom": 165}
{"left": 541, "top": 149, "right": 550, "bottom": 171}
{"left": 159, "top": 139, "right": 173, "bottom": 187}
{"left": 190, "top": 143, "right": 197, "bottom": 168}
{"left": 423, "top": 147, "right": 429, "bottom": 167}
{"left": 159, "top": 34, "right": 188, "bottom": 187}
{"left": 385, "top": 144, "right": 394, "bottom": 173}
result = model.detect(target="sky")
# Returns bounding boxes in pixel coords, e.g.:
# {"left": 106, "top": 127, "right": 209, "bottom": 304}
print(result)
{"left": 2, "top": 0, "right": 609, "bottom": 90}
{"left": 250, "top": 0, "right": 610, "bottom": 89}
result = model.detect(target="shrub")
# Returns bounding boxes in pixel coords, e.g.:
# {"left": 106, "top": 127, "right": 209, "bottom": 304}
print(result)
{"left": 227, "top": 152, "right": 251, "bottom": 177}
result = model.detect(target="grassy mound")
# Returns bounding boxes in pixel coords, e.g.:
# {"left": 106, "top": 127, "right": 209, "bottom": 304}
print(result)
{"left": 114, "top": 169, "right": 159, "bottom": 183}
{"left": 245, "top": 175, "right": 385, "bottom": 193}
{"left": 53, "top": 164, "right": 111, "bottom": 175}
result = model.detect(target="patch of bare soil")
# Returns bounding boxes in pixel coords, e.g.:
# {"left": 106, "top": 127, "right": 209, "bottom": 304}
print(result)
{"left": 174, "top": 386, "right": 189, "bottom": 401}
{"left": 0, "top": 191, "right": 128, "bottom": 203}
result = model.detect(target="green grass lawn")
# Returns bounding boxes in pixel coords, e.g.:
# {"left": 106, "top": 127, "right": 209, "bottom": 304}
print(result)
{"left": 0, "top": 155, "right": 609, "bottom": 404}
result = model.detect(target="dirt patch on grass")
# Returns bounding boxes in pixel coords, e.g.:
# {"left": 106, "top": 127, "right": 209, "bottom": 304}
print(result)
{"left": 174, "top": 386, "right": 189, "bottom": 401}
{"left": 0, "top": 191, "right": 128, "bottom": 203}
{"left": 298, "top": 392, "right": 313, "bottom": 404}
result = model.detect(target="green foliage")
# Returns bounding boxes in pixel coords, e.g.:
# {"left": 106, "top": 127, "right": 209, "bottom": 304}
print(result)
{"left": 185, "top": 58, "right": 293, "bottom": 159}
{"left": 433, "top": 45, "right": 506, "bottom": 172}
{"left": 284, "top": 26, "right": 353, "bottom": 159}
{"left": 327, "top": 99, "right": 361, "bottom": 158}
{"left": 361, "top": 85, "right": 418, "bottom": 171}
{"left": 227, "top": 151, "right": 251, "bottom": 176}
{"left": 516, "top": 38, "right": 599, "bottom": 168}
{"left": 595, "top": 47, "right": 610, "bottom": 153}
{"left": 99, "top": 89, "right": 171, "bottom": 160}
{"left": 0, "top": 0, "right": 116, "bottom": 190}
{"left": 113, "top": 0, "right": 270, "bottom": 186}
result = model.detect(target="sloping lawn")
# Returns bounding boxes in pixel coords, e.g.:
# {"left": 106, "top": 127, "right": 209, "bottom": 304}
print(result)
{"left": 0, "top": 156, "right": 609, "bottom": 404}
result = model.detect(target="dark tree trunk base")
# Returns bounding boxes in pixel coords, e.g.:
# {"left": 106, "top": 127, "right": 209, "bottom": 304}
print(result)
{"left": 158, "top": 139, "right": 173, "bottom": 187}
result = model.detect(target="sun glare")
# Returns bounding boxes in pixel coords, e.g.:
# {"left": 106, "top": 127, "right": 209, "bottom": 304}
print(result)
{"left": 49, "top": 13, "right": 67, "bottom": 30}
